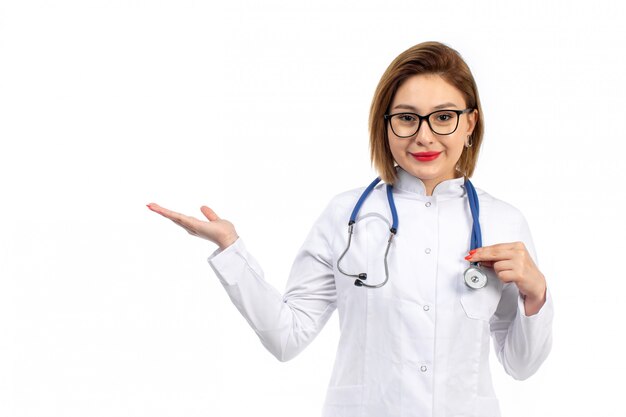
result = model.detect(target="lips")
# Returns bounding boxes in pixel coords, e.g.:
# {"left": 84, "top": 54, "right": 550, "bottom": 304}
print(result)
{"left": 411, "top": 151, "right": 441, "bottom": 161}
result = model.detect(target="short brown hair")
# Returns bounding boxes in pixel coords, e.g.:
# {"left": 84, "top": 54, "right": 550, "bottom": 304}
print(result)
{"left": 368, "top": 41, "right": 484, "bottom": 184}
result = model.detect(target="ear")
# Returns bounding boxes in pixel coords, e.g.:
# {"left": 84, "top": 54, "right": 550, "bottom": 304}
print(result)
{"left": 466, "top": 109, "right": 478, "bottom": 135}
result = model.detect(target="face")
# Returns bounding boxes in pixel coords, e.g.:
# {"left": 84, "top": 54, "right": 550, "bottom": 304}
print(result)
{"left": 387, "top": 74, "right": 477, "bottom": 194}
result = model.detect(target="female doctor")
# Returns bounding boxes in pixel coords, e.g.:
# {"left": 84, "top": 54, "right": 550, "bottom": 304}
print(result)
{"left": 147, "top": 41, "right": 553, "bottom": 417}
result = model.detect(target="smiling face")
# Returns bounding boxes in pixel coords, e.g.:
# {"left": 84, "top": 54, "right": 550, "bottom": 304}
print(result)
{"left": 387, "top": 73, "right": 478, "bottom": 195}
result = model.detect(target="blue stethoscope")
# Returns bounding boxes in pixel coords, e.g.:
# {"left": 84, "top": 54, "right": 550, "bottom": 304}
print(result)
{"left": 336, "top": 176, "right": 487, "bottom": 289}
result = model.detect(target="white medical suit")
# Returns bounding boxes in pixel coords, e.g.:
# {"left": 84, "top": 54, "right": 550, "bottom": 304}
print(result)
{"left": 207, "top": 166, "right": 554, "bottom": 417}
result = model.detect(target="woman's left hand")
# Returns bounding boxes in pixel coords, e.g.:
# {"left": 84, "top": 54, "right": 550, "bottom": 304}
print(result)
{"left": 465, "top": 242, "right": 547, "bottom": 315}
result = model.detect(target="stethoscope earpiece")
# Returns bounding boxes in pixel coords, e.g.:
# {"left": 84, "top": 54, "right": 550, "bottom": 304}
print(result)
{"left": 353, "top": 273, "right": 367, "bottom": 286}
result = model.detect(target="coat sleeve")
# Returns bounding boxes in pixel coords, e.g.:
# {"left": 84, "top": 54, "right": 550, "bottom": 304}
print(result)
{"left": 489, "top": 213, "right": 554, "bottom": 380}
{"left": 206, "top": 199, "right": 338, "bottom": 362}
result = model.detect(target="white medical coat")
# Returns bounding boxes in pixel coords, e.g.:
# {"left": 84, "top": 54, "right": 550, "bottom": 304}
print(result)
{"left": 207, "top": 167, "right": 554, "bottom": 417}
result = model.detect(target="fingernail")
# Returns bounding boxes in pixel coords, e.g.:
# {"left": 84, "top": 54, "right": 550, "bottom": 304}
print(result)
{"left": 469, "top": 249, "right": 477, "bottom": 255}
{"left": 464, "top": 254, "right": 473, "bottom": 260}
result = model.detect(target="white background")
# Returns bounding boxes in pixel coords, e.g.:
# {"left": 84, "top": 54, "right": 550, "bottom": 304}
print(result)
{"left": 1, "top": 0, "right": 625, "bottom": 416}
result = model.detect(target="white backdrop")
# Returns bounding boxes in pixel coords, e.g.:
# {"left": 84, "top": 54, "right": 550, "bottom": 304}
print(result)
{"left": 1, "top": 1, "right": 625, "bottom": 416}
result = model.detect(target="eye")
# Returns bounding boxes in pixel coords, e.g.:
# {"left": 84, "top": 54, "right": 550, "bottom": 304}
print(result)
{"left": 397, "top": 113, "right": 417, "bottom": 122}
{"left": 435, "top": 112, "right": 455, "bottom": 122}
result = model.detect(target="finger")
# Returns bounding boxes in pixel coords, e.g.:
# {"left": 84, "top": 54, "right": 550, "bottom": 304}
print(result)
{"left": 491, "top": 259, "right": 516, "bottom": 274}
{"left": 177, "top": 215, "right": 202, "bottom": 229}
{"left": 167, "top": 216, "right": 189, "bottom": 230}
{"left": 149, "top": 203, "right": 212, "bottom": 239}
{"left": 168, "top": 215, "right": 203, "bottom": 235}
{"left": 496, "top": 269, "right": 519, "bottom": 283}
{"left": 465, "top": 246, "right": 517, "bottom": 262}
{"left": 479, "top": 242, "right": 524, "bottom": 252}
{"left": 466, "top": 242, "right": 522, "bottom": 260}
{"left": 147, "top": 202, "right": 172, "bottom": 216}
{"left": 150, "top": 203, "right": 199, "bottom": 229}
{"left": 147, "top": 202, "right": 160, "bottom": 212}
{"left": 200, "top": 206, "right": 220, "bottom": 221}
{"left": 149, "top": 204, "right": 187, "bottom": 222}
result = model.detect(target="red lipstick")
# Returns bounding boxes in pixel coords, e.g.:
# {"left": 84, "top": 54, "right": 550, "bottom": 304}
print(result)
{"left": 411, "top": 151, "right": 441, "bottom": 162}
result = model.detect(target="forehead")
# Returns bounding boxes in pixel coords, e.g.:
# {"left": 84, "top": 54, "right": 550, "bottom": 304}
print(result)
{"left": 391, "top": 74, "right": 466, "bottom": 110}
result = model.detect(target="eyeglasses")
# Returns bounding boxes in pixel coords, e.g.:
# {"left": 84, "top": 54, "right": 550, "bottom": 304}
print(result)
{"left": 384, "top": 108, "right": 474, "bottom": 137}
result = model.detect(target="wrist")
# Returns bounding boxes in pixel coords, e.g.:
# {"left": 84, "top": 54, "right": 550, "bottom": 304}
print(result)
{"left": 522, "top": 277, "right": 547, "bottom": 316}
{"left": 218, "top": 234, "right": 239, "bottom": 251}
{"left": 526, "top": 274, "right": 547, "bottom": 303}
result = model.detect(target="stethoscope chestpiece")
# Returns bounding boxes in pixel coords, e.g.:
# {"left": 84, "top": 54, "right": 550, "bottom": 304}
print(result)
{"left": 464, "top": 263, "right": 487, "bottom": 289}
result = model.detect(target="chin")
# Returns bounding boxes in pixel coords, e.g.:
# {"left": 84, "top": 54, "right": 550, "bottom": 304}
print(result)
{"left": 405, "top": 165, "right": 442, "bottom": 180}
{"left": 409, "top": 166, "right": 458, "bottom": 185}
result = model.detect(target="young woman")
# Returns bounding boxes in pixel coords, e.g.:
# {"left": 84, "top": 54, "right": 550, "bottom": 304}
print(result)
{"left": 147, "top": 41, "right": 553, "bottom": 417}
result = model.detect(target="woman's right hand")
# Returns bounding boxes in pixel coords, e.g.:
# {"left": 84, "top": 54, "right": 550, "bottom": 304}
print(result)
{"left": 146, "top": 203, "right": 239, "bottom": 250}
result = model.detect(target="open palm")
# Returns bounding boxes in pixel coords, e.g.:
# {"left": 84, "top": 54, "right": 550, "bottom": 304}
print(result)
{"left": 147, "top": 203, "right": 239, "bottom": 250}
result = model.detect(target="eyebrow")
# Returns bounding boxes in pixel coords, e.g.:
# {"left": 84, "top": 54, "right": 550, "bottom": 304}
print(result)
{"left": 392, "top": 102, "right": 460, "bottom": 111}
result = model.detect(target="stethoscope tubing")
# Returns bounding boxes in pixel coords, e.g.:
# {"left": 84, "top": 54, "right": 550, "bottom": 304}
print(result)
{"left": 465, "top": 179, "right": 482, "bottom": 250}
{"left": 338, "top": 178, "right": 398, "bottom": 288}
{"left": 348, "top": 177, "right": 399, "bottom": 233}
{"left": 338, "top": 175, "right": 485, "bottom": 289}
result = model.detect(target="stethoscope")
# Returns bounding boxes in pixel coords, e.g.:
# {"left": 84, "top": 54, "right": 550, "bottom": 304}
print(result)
{"left": 336, "top": 176, "right": 487, "bottom": 289}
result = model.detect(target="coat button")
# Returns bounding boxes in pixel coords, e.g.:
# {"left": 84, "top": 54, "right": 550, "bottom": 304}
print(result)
{"left": 420, "top": 365, "right": 428, "bottom": 372}
{"left": 425, "top": 248, "right": 431, "bottom": 254}
{"left": 425, "top": 202, "right": 431, "bottom": 207}
{"left": 423, "top": 305, "right": 430, "bottom": 311}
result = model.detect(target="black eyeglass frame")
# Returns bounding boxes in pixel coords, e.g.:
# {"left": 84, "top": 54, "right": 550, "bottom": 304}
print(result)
{"left": 383, "top": 108, "right": 474, "bottom": 137}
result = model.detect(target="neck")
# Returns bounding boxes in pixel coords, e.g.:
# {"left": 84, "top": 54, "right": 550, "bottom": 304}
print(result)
{"left": 421, "top": 172, "right": 463, "bottom": 196}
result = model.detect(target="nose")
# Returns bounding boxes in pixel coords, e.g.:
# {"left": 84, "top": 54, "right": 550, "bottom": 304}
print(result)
{"left": 414, "top": 118, "right": 434, "bottom": 145}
